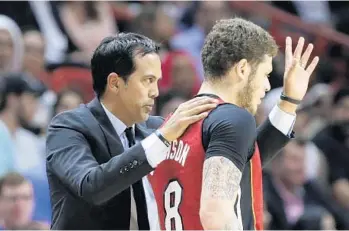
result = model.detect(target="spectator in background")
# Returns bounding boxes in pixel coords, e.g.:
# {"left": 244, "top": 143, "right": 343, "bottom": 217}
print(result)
{"left": 160, "top": 50, "right": 200, "bottom": 98}
{"left": 52, "top": 88, "right": 84, "bottom": 117}
{"left": 22, "top": 29, "right": 49, "bottom": 88}
{"left": 0, "top": 15, "right": 23, "bottom": 74}
{"left": 292, "top": 206, "right": 337, "bottom": 230}
{"left": 22, "top": 29, "right": 57, "bottom": 136}
{"left": 265, "top": 139, "right": 310, "bottom": 229}
{"left": 264, "top": 139, "right": 349, "bottom": 230}
{"left": 0, "top": 172, "right": 48, "bottom": 230}
{"left": 129, "top": 3, "right": 176, "bottom": 55}
{"left": 260, "top": 84, "right": 331, "bottom": 182}
{"left": 0, "top": 74, "right": 45, "bottom": 180}
{"left": 58, "top": 1, "right": 117, "bottom": 63}
{"left": 296, "top": 83, "right": 333, "bottom": 138}
{"left": 170, "top": 1, "right": 232, "bottom": 79}
{"left": 156, "top": 50, "right": 202, "bottom": 118}
{"left": 272, "top": 1, "right": 333, "bottom": 26}
{"left": 312, "top": 87, "right": 349, "bottom": 211}
{"left": 0, "top": 80, "right": 15, "bottom": 177}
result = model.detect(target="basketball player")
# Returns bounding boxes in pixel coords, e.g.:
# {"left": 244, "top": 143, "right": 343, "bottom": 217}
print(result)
{"left": 148, "top": 18, "right": 319, "bottom": 230}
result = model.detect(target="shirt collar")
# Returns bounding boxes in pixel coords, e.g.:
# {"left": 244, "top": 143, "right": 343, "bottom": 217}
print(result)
{"left": 101, "top": 103, "right": 134, "bottom": 136}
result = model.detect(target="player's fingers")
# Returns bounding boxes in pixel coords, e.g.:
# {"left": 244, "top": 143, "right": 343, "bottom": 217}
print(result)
{"left": 285, "top": 36, "right": 293, "bottom": 68}
{"left": 185, "top": 103, "right": 217, "bottom": 116}
{"left": 305, "top": 56, "right": 320, "bottom": 76}
{"left": 300, "top": 43, "right": 313, "bottom": 68}
{"left": 293, "top": 37, "right": 305, "bottom": 60}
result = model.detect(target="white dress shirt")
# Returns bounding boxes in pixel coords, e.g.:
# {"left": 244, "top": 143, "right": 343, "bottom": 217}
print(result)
{"left": 268, "top": 104, "right": 296, "bottom": 136}
{"left": 101, "top": 104, "right": 168, "bottom": 230}
{"left": 102, "top": 103, "right": 296, "bottom": 230}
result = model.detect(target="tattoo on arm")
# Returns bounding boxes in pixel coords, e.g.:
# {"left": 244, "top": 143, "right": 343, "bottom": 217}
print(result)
{"left": 202, "top": 156, "right": 242, "bottom": 200}
{"left": 201, "top": 156, "right": 243, "bottom": 230}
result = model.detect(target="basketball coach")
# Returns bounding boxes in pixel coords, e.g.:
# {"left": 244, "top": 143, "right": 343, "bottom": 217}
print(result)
{"left": 45, "top": 33, "right": 218, "bottom": 230}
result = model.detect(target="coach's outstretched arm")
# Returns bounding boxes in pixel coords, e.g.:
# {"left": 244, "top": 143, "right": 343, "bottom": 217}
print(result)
{"left": 46, "top": 97, "right": 217, "bottom": 206}
{"left": 258, "top": 36, "right": 319, "bottom": 165}
{"left": 199, "top": 105, "right": 256, "bottom": 230}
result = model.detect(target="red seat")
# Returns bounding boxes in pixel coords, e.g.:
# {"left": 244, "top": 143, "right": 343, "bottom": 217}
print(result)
{"left": 49, "top": 66, "right": 94, "bottom": 103}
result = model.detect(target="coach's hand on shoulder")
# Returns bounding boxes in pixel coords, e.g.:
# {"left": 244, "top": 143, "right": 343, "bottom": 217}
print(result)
{"left": 281, "top": 36, "right": 320, "bottom": 113}
{"left": 159, "top": 97, "right": 218, "bottom": 141}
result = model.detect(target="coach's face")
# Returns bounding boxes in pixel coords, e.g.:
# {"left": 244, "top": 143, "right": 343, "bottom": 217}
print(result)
{"left": 115, "top": 53, "right": 161, "bottom": 124}
{"left": 243, "top": 55, "right": 272, "bottom": 115}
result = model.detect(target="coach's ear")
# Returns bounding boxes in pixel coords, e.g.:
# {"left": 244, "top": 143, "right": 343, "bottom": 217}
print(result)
{"left": 234, "top": 59, "right": 251, "bottom": 82}
{"left": 107, "top": 72, "right": 120, "bottom": 94}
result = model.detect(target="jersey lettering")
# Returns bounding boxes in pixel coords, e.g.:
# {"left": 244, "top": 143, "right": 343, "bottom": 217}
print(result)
{"left": 165, "top": 140, "right": 190, "bottom": 166}
{"left": 164, "top": 180, "right": 183, "bottom": 230}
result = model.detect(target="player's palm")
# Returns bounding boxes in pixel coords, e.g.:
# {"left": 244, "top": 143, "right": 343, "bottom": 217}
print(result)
{"left": 283, "top": 37, "right": 319, "bottom": 101}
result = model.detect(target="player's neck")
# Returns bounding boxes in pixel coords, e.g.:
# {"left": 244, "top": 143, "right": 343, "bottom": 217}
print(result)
{"left": 198, "top": 81, "right": 241, "bottom": 106}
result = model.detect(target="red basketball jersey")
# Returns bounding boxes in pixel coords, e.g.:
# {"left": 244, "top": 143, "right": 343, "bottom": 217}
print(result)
{"left": 148, "top": 98, "right": 265, "bottom": 230}
{"left": 147, "top": 115, "right": 206, "bottom": 230}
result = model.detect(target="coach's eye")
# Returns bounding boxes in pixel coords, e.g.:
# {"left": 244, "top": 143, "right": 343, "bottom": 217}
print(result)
{"left": 144, "top": 78, "right": 152, "bottom": 84}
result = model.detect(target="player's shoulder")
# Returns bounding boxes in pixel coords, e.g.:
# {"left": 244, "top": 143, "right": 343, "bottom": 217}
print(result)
{"left": 206, "top": 103, "right": 256, "bottom": 128}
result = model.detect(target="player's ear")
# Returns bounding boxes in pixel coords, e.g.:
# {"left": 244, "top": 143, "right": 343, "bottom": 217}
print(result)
{"left": 107, "top": 72, "right": 121, "bottom": 94}
{"left": 235, "top": 59, "right": 251, "bottom": 82}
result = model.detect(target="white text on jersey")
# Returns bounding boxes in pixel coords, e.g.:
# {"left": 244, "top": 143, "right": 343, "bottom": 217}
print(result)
{"left": 166, "top": 140, "right": 190, "bottom": 166}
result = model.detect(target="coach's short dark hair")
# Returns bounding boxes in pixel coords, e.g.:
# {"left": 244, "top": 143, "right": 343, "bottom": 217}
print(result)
{"left": 201, "top": 18, "right": 278, "bottom": 80}
{"left": 91, "top": 33, "right": 160, "bottom": 97}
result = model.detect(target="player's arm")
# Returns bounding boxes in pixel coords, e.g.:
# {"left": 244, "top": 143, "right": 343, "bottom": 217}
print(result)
{"left": 200, "top": 105, "right": 256, "bottom": 230}
{"left": 201, "top": 157, "right": 243, "bottom": 230}
{"left": 257, "top": 104, "right": 295, "bottom": 165}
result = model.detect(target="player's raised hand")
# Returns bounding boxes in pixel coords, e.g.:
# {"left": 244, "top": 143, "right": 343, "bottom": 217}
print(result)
{"left": 159, "top": 96, "right": 218, "bottom": 141}
{"left": 283, "top": 36, "right": 320, "bottom": 102}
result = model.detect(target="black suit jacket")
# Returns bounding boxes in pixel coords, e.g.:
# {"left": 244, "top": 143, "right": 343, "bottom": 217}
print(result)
{"left": 46, "top": 98, "right": 164, "bottom": 230}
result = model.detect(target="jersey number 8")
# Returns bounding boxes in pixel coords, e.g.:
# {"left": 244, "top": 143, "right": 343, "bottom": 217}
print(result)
{"left": 164, "top": 180, "right": 183, "bottom": 230}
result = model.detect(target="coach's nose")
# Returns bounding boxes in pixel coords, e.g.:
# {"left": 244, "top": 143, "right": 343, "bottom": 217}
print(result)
{"left": 149, "top": 84, "right": 159, "bottom": 99}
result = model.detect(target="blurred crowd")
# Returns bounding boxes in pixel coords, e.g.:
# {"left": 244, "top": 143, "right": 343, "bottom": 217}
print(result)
{"left": 1, "top": 1, "right": 349, "bottom": 230}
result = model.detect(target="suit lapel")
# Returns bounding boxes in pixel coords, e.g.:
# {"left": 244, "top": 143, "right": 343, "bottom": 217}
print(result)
{"left": 87, "top": 98, "right": 124, "bottom": 157}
